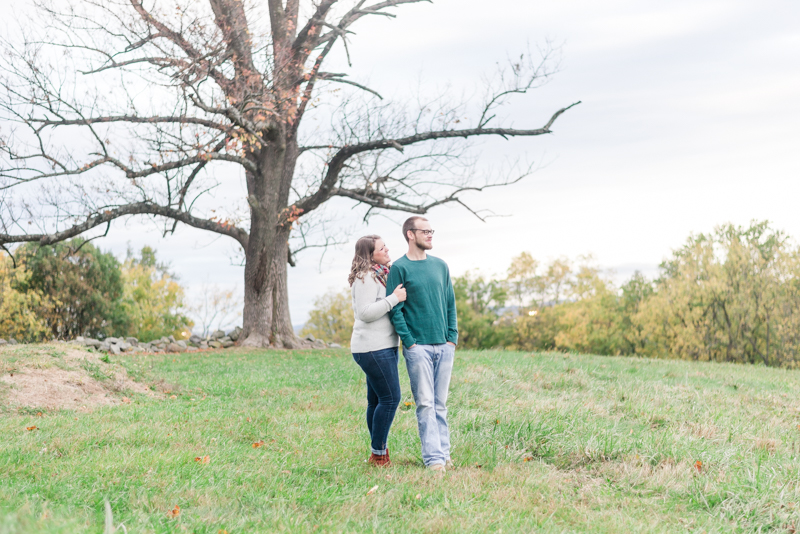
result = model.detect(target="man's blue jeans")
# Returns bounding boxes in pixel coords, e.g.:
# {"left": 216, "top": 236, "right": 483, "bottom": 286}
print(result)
{"left": 403, "top": 343, "right": 455, "bottom": 466}
{"left": 352, "top": 347, "right": 401, "bottom": 455}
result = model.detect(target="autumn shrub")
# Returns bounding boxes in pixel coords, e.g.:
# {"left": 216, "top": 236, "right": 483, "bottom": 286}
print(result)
{"left": 484, "top": 256, "right": 628, "bottom": 354}
{"left": 117, "top": 246, "right": 194, "bottom": 342}
{"left": 453, "top": 271, "right": 512, "bottom": 349}
{"left": 300, "top": 289, "right": 353, "bottom": 346}
{"left": 0, "top": 255, "right": 50, "bottom": 342}
{"left": 631, "top": 221, "right": 800, "bottom": 366}
{"left": 11, "top": 240, "right": 127, "bottom": 340}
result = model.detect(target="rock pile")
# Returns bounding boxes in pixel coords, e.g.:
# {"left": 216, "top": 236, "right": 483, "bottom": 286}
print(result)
{"left": 302, "top": 334, "right": 342, "bottom": 349}
{"left": 67, "top": 326, "right": 245, "bottom": 354}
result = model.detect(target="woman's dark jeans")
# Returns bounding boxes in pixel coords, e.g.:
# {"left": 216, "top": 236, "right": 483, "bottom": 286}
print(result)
{"left": 352, "top": 346, "right": 401, "bottom": 455}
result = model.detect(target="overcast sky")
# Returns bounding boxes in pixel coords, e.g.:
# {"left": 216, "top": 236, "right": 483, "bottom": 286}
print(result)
{"left": 4, "top": 0, "right": 799, "bottom": 327}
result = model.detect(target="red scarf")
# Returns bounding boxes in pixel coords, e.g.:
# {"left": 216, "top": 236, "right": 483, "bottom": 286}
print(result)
{"left": 372, "top": 264, "right": 389, "bottom": 287}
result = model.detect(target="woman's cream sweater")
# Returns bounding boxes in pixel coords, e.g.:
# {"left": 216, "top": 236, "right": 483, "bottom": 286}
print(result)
{"left": 350, "top": 274, "right": 400, "bottom": 353}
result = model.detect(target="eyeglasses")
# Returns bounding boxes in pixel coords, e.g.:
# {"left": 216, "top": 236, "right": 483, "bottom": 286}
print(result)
{"left": 411, "top": 229, "right": 435, "bottom": 236}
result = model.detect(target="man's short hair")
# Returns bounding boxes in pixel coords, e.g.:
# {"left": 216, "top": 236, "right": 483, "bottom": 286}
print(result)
{"left": 402, "top": 216, "right": 428, "bottom": 242}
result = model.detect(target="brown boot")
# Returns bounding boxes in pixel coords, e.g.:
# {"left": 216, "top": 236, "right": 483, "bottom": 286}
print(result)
{"left": 368, "top": 451, "right": 391, "bottom": 467}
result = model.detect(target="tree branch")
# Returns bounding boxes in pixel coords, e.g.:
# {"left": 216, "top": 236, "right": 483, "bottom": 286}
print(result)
{"left": 209, "top": 0, "right": 256, "bottom": 76}
{"left": 332, "top": 170, "right": 528, "bottom": 222}
{"left": 294, "top": 101, "right": 580, "bottom": 214}
{"left": 291, "top": 0, "right": 427, "bottom": 129}
{"left": 317, "top": 72, "right": 383, "bottom": 99}
{"left": 128, "top": 0, "right": 230, "bottom": 90}
{"left": 292, "top": 0, "right": 338, "bottom": 61}
{"left": 0, "top": 151, "right": 256, "bottom": 190}
{"left": 314, "top": 0, "right": 431, "bottom": 49}
{"left": 31, "top": 115, "right": 229, "bottom": 133}
{"left": 0, "top": 202, "right": 249, "bottom": 248}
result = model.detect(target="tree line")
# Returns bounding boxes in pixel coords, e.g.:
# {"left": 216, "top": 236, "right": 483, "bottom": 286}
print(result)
{"left": 303, "top": 221, "right": 800, "bottom": 367}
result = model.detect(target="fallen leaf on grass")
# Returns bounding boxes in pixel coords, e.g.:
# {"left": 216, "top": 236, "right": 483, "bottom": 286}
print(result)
{"left": 36, "top": 412, "right": 43, "bottom": 417}
{"left": 281, "top": 470, "right": 291, "bottom": 474}
{"left": 122, "top": 397, "right": 131, "bottom": 404}
{"left": 169, "top": 395, "right": 177, "bottom": 400}
{"left": 415, "top": 493, "right": 421, "bottom": 500}
{"left": 26, "top": 426, "right": 38, "bottom": 431}
{"left": 523, "top": 457, "right": 533, "bottom": 462}
{"left": 694, "top": 460, "right": 703, "bottom": 472}
{"left": 195, "top": 455, "right": 210, "bottom": 464}
{"left": 252, "top": 441, "right": 265, "bottom": 448}
{"left": 166, "top": 505, "right": 180, "bottom": 518}
{"left": 366, "top": 485, "right": 378, "bottom": 496}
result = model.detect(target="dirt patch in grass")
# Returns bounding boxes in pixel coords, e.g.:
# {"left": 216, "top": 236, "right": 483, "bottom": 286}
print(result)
{"left": 0, "top": 344, "right": 158, "bottom": 411}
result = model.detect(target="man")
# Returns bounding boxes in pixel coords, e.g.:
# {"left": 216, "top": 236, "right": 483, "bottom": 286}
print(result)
{"left": 387, "top": 216, "right": 458, "bottom": 472}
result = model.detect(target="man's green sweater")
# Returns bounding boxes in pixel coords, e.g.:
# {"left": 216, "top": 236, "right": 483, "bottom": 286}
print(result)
{"left": 387, "top": 254, "right": 458, "bottom": 347}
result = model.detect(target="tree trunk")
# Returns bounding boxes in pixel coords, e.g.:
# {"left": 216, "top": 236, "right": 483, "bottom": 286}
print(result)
{"left": 240, "top": 227, "right": 298, "bottom": 348}
{"left": 239, "top": 131, "right": 302, "bottom": 348}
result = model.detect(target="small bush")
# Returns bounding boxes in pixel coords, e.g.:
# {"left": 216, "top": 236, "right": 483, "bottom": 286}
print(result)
{"left": 301, "top": 289, "right": 353, "bottom": 346}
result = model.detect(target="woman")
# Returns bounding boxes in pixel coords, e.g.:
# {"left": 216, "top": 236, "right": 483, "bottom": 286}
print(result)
{"left": 349, "top": 235, "right": 406, "bottom": 467}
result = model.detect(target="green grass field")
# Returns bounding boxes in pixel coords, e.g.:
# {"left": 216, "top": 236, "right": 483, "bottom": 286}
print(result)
{"left": 2, "top": 345, "right": 800, "bottom": 533}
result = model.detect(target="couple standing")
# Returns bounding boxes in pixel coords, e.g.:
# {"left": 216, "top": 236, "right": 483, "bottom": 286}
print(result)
{"left": 348, "top": 216, "right": 458, "bottom": 472}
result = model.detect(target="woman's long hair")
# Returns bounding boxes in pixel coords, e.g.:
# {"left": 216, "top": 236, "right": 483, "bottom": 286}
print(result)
{"left": 348, "top": 235, "right": 385, "bottom": 286}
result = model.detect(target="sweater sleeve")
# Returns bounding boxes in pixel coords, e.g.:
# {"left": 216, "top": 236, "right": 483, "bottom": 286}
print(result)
{"left": 445, "top": 265, "right": 458, "bottom": 345}
{"left": 353, "top": 277, "right": 399, "bottom": 323}
{"left": 387, "top": 265, "right": 416, "bottom": 347}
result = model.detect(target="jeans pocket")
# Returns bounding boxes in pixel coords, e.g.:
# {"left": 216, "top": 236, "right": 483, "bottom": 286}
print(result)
{"left": 352, "top": 353, "right": 362, "bottom": 364}
{"left": 373, "top": 347, "right": 397, "bottom": 361}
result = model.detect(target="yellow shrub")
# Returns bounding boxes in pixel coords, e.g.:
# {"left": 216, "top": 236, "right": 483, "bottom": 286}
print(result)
{"left": 0, "top": 255, "right": 50, "bottom": 342}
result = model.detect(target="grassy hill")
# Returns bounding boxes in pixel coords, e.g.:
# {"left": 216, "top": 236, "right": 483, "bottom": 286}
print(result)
{"left": 2, "top": 345, "right": 800, "bottom": 533}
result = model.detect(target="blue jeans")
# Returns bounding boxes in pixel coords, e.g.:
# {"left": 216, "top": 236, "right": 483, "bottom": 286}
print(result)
{"left": 403, "top": 343, "right": 455, "bottom": 466}
{"left": 352, "top": 347, "right": 401, "bottom": 455}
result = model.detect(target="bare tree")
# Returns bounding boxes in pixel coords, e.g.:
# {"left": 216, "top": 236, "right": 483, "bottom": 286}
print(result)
{"left": 189, "top": 281, "right": 242, "bottom": 338}
{"left": 0, "top": 0, "right": 579, "bottom": 347}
